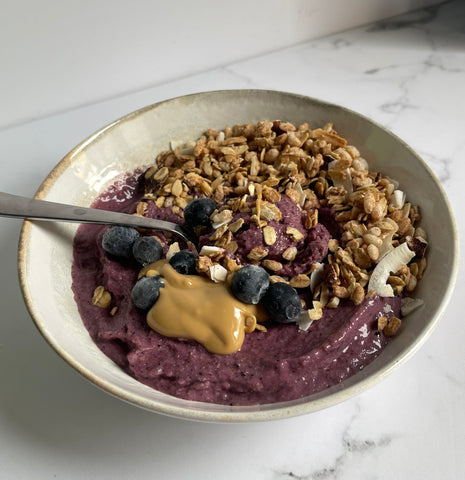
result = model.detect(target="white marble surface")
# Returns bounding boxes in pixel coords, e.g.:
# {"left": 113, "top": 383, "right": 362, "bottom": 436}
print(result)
{"left": 0, "top": 1, "right": 464, "bottom": 478}
{"left": 0, "top": 0, "right": 441, "bottom": 129}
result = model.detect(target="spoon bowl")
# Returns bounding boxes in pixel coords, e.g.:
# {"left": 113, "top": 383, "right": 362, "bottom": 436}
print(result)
{"left": 0, "top": 191, "right": 194, "bottom": 245}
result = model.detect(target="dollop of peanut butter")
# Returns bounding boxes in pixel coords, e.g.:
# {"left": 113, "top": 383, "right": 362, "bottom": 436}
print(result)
{"left": 143, "top": 260, "right": 267, "bottom": 354}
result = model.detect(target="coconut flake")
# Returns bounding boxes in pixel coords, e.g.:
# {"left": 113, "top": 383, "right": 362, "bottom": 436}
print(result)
{"left": 310, "top": 263, "right": 325, "bottom": 292}
{"left": 199, "top": 245, "right": 224, "bottom": 257}
{"left": 170, "top": 139, "right": 195, "bottom": 155}
{"left": 401, "top": 297, "right": 424, "bottom": 316}
{"left": 367, "top": 243, "right": 415, "bottom": 297}
{"left": 297, "top": 311, "right": 313, "bottom": 331}
{"left": 391, "top": 190, "right": 406, "bottom": 209}
{"left": 209, "top": 264, "right": 228, "bottom": 283}
{"left": 377, "top": 231, "right": 395, "bottom": 261}
{"left": 328, "top": 164, "right": 353, "bottom": 195}
{"left": 166, "top": 242, "right": 180, "bottom": 261}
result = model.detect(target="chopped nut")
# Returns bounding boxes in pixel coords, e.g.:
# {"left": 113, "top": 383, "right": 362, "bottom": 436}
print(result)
{"left": 223, "top": 256, "right": 241, "bottom": 272}
{"left": 92, "top": 286, "right": 112, "bottom": 309}
{"left": 196, "top": 255, "right": 214, "bottom": 273}
{"left": 377, "top": 315, "right": 388, "bottom": 331}
{"left": 308, "top": 301, "right": 324, "bottom": 320}
{"left": 262, "top": 185, "right": 281, "bottom": 203}
{"left": 383, "top": 316, "right": 402, "bottom": 336}
{"left": 136, "top": 202, "right": 148, "bottom": 216}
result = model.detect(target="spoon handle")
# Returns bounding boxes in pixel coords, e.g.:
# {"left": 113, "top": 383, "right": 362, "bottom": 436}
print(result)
{"left": 0, "top": 191, "right": 191, "bottom": 243}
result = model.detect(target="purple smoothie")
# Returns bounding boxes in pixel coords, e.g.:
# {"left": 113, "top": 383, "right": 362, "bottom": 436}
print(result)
{"left": 71, "top": 172, "right": 400, "bottom": 406}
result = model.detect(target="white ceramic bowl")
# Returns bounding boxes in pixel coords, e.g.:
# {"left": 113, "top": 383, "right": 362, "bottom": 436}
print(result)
{"left": 18, "top": 90, "right": 459, "bottom": 422}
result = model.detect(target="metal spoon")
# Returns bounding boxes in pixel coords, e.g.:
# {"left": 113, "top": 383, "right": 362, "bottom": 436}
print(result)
{"left": 0, "top": 191, "right": 195, "bottom": 245}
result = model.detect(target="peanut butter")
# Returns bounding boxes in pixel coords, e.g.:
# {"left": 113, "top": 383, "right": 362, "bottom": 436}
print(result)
{"left": 143, "top": 260, "right": 266, "bottom": 354}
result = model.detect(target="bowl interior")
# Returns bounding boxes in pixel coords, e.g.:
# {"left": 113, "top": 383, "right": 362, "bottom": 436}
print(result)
{"left": 18, "top": 90, "right": 459, "bottom": 422}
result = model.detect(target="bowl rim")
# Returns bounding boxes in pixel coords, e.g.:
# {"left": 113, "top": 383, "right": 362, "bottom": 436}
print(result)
{"left": 17, "top": 89, "right": 460, "bottom": 422}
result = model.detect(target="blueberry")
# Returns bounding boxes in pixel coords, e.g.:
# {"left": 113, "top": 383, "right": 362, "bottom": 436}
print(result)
{"left": 183, "top": 198, "right": 217, "bottom": 228}
{"left": 262, "top": 282, "right": 302, "bottom": 324}
{"left": 131, "top": 275, "right": 164, "bottom": 310}
{"left": 132, "top": 236, "right": 163, "bottom": 266}
{"left": 169, "top": 250, "right": 198, "bottom": 275}
{"left": 230, "top": 265, "right": 270, "bottom": 305}
{"left": 102, "top": 226, "right": 139, "bottom": 258}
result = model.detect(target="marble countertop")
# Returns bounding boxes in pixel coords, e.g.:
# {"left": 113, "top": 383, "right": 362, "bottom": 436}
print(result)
{"left": 0, "top": 1, "right": 463, "bottom": 478}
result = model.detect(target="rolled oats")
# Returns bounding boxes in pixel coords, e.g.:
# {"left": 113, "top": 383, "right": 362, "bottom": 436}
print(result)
{"left": 138, "top": 119, "right": 426, "bottom": 328}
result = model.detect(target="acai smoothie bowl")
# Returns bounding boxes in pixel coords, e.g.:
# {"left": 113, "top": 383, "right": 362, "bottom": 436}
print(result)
{"left": 18, "top": 90, "right": 458, "bottom": 422}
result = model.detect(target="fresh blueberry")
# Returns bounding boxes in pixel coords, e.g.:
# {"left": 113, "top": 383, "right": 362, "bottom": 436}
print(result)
{"left": 262, "top": 282, "right": 302, "bottom": 323}
{"left": 131, "top": 275, "right": 164, "bottom": 310}
{"left": 132, "top": 236, "right": 163, "bottom": 266}
{"left": 169, "top": 250, "right": 198, "bottom": 275}
{"left": 102, "top": 226, "right": 139, "bottom": 258}
{"left": 230, "top": 265, "right": 270, "bottom": 305}
{"left": 183, "top": 198, "right": 217, "bottom": 228}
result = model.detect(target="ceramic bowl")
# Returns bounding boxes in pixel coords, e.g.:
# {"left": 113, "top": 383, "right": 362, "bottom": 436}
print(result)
{"left": 18, "top": 90, "right": 459, "bottom": 422}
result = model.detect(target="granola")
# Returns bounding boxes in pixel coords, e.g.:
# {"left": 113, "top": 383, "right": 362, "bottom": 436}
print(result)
{"left": 138, "top": 120, "right": 427, "bottom": 334}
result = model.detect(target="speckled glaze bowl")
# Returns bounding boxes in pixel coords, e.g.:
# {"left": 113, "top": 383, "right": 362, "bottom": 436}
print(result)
{"left": 18, "top": 90, "right": 459, "bottom": 422}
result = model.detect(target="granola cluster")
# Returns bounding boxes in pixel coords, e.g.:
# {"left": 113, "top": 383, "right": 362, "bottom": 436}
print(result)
{"left": 136, "top": 120, "right": 427, "bottom": 336}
